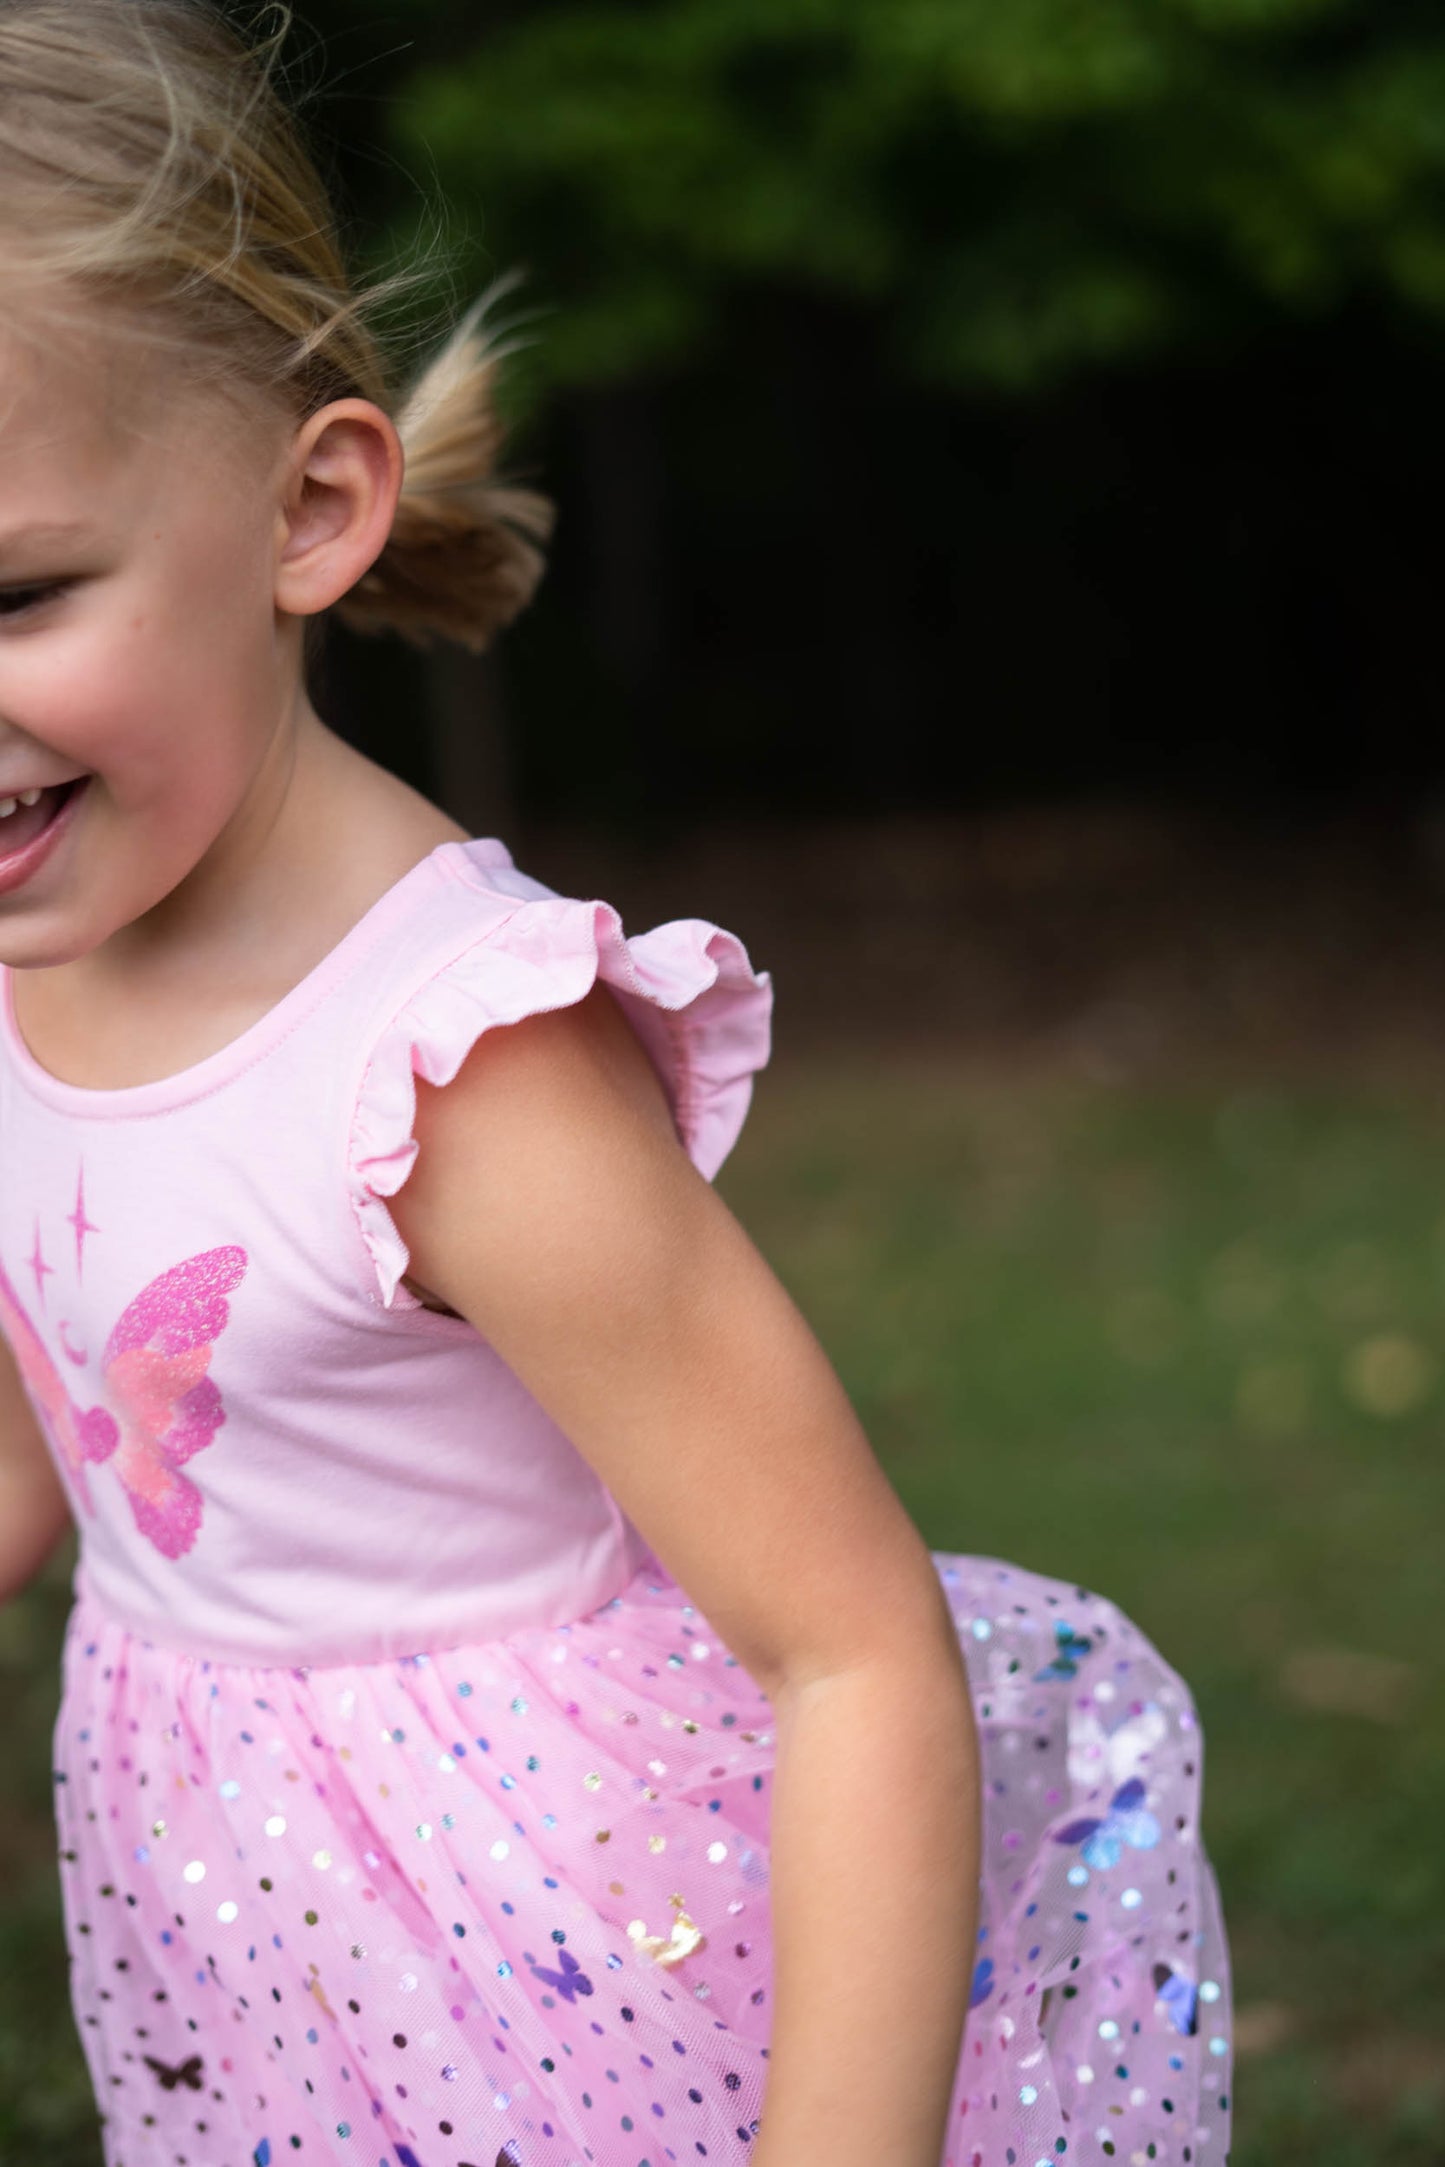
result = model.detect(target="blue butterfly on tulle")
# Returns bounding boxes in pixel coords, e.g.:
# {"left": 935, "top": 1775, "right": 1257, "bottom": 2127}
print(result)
{"left": 969, "top": 1956, "right": 995, "bottom": 2009}
{"left": 1153, "top": 1961, "right": 1200, "bottom": 2036}
{"left": 527, "top": 1946, "right": 594, "bottom": 2002}
{"left": 1034, "top": 1621, "right": 1094, "bottom": 1682}
{"left": 1052, "top": 1776, "right": 1161, "bottom": 1868}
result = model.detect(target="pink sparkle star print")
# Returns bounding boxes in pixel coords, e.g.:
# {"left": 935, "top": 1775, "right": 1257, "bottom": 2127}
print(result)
{"left": 67, "top": 1165, "right": 100, "bottom": 1280}
{"left": 27, "top": 1218, "right": 55, "bottom": 1311}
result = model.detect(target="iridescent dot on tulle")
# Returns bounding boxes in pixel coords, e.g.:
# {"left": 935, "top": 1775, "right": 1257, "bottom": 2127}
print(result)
{"left": 47, "top": 1547, "right": 1228, "bottom": 2165}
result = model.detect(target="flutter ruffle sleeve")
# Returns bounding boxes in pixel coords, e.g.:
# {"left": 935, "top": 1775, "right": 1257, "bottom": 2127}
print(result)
{"left": 348, "top": 895, "right": 773, "bottom": 1310}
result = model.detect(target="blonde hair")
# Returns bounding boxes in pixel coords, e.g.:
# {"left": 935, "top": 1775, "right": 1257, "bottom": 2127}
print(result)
{"left": 0, "top": 0, "right": 553, "bottom": 651}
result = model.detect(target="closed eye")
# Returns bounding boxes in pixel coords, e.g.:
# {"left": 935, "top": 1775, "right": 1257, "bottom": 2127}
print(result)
{"left": 0, "top": 582, "right": 68, "bottom": 619}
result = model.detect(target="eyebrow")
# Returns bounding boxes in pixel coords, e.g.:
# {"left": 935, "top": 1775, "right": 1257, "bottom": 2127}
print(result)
{"left": 0, "top": 521, "right": 95, "bottom": 569}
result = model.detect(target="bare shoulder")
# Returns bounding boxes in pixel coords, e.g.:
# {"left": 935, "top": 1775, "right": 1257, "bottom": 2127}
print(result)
{"left": 416, "top": 982, "right": 678, "bottom": 1153}
{"left": 393, "top": 984, "right": 683, "bottom": 1312}
{"left": 313, "top": 730, "right": 470, "bottom": 900}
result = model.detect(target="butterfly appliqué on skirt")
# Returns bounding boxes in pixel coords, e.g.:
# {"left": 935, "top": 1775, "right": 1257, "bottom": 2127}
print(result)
{"left": 1052, "top": 1775, "right": 1162, "bottom": 1869}
{"left": 144, "top": 2052, "right": 204, "bottom": 2092}
{"left": 525, "top": 1946, "right": 594, "bottom": 2002}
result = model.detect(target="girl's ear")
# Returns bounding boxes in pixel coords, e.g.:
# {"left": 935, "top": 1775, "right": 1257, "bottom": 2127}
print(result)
{"left": 272, "top": 398, "right": 404, "bottom": 622}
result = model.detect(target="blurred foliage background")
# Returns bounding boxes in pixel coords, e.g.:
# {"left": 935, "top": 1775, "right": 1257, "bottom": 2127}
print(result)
{"left": 4, "top": 3, "right": 1445, "bottom": 2164}
{"left": 298, "top": 0, "right": 1445, "bottom": 825}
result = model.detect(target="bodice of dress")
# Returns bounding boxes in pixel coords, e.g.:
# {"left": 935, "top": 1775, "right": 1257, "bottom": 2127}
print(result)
{"left": 0, "top": 839, "right": 772, "bottom": 1666}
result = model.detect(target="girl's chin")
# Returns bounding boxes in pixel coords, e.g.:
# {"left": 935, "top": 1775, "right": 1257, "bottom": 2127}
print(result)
{"left": 0, "top": 791, "right": 273, "bottom": 966}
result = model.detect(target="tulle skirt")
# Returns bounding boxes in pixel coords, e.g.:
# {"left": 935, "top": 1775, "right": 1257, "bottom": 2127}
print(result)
{"left": 53, "top": 1551, "right": 1232, "bottom": 2167}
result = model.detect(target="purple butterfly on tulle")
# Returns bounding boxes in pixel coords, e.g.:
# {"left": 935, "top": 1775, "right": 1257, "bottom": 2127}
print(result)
{"left": 969, "top": 1956, "right": 995, "bottom": 2009}
{"left": 1152, "top": 1961, "right": 1200, "bottom": 2036}
{"left": 1034, "top": 1621, "right": 1094, "bottom": 1682}
{"left": 527, "top": 1947, "right": 593, "bottom": 2002}
{"left": 1052, "top": 1776, "right": 1160, "bottom": 1869}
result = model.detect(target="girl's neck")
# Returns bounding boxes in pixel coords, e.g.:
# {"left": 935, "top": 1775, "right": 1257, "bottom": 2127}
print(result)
{"left": 9, "top": 705, "right": 469, "bottom": 1093}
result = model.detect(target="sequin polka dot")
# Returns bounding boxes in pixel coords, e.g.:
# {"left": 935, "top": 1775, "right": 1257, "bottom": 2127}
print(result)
{"left": 50, "top": 1551, "right": 1230, "bottom": 2165}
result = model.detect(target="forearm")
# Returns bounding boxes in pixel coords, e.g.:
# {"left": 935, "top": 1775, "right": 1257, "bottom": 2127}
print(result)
{"left": 752, "top": 1609, "right": 981, "bottom": 2167}
{"left": 0, "top": 1459, "right": 73, "bottom": 1607}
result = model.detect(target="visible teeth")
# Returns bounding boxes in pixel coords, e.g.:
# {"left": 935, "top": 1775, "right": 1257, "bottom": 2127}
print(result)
{"left": 18, "top": 789, "right": 41, "bottom": 807}
{"left": 0, "top": 799, "right": 15, "bottom": 818}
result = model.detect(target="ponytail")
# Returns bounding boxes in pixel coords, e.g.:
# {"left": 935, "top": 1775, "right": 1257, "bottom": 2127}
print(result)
{"left": 337, "top": 298, "right": 555, "bottom": 653}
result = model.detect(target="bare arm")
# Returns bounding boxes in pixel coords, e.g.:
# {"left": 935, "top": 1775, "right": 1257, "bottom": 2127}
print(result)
{"left": 391, "top": 985, "right": 980, "bottom": 2167}
{"left": 0, "top": 1332, "right": 73, "bottom": 1605}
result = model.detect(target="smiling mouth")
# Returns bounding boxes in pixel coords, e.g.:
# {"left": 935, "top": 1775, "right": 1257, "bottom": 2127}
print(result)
{"left": 0, "top": 777, "right": 87, "bottom": 858}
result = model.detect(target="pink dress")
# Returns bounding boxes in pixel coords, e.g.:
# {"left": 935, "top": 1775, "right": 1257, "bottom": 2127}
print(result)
{"left": 0, "top": 838, "right": 1232, "bottom": 2167}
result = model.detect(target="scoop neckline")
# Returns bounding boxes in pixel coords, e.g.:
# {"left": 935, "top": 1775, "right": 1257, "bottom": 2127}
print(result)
{"left": 0, "top": 836, "right": 513, "bottom": 1118}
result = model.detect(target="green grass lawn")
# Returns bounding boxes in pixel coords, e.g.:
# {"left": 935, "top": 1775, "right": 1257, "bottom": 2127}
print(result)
{"left": 2, "top": 1057, "right": 1442, "bottom": 2163}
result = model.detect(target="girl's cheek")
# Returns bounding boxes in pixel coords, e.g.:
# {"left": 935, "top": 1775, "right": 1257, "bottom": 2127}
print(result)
{"left": 0, "top": 613, "right": 188, "bottom": 768}
{"left": 0, "top": 662, "right": 132, "bottom": 774}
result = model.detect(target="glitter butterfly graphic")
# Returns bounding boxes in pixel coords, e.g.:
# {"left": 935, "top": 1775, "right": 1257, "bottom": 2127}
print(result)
{"left": 0, "top": 1245, "right": 248, "bottom": 1559}
{"left": 143, "top": 2052, "right": 204, "bottom": 2091}
{"left": 526, "top": 1946, "right": 594, "bottom": 2002}
{"left": 1052, "top": 1776, "right": 1161, "bottom": 1869}
{"left": 1153, "top": 1961, "right": 1200, "bottom": 2036}
{"left": 1034, "top": 1621, "right": 1094, "bottom": 1682}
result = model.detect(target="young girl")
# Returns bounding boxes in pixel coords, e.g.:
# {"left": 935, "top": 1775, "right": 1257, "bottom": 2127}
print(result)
{"left": 0, "top": 6, "right": 1232, "bottom": 2166}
